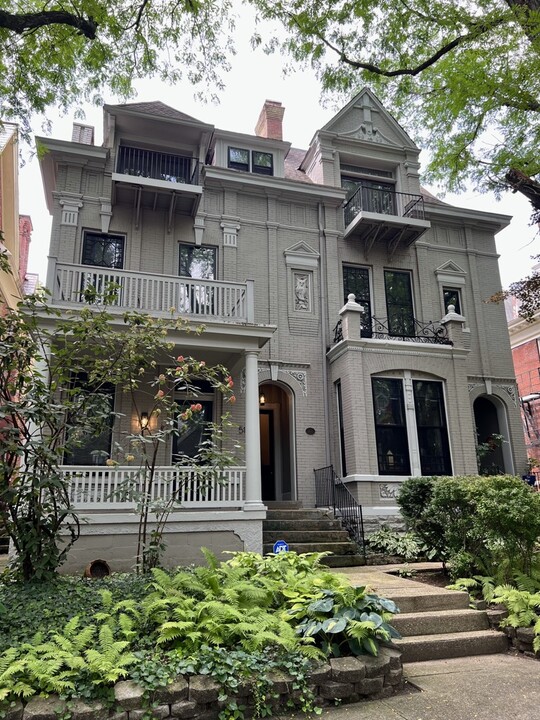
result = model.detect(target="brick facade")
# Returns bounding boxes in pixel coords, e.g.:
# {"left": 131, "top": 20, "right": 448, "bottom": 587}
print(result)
{"left": 37, "top": 90, "right": 526, "bottom": 565}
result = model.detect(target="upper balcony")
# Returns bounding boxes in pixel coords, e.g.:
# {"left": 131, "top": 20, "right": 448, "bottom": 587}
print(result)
{"left": 112, "top": 146, "right": 203, "bottom": 220}
{"left": 332, "top": 315, "right": 452, "bottom": 346}
{"left": 49, "top": 261, "right": 254, "bottom": 324}
{"left": 343, "top": 186, "right": 430, "bottom": 254}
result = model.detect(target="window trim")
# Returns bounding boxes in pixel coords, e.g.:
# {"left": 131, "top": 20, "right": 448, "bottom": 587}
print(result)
{"left": 442, "top": 286, "right": 463, "bottom": 316}
{"left": 227, "top": 146, "right": 250, "bottom": 172}
{"left": 384, "top": 269, "right": 415, "bottom": 338}
{"left": 81, "top": 230, "right": 125, "bottom": 269}
{"left": 227, "top": 146, "right": 274, "bottom": 176}
{"left": 371, "top": 373, "right": 453, "bottom": 477}
{"left": 252, "top": 150, "right": 274, "bottom": 176}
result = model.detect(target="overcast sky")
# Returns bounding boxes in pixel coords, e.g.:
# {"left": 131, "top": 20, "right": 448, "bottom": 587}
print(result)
{"left": 18, "top": 17, "right": 539, "bottom": 289}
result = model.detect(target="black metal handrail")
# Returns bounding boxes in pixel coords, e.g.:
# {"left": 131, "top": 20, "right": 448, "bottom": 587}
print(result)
{"left": 344, "top": 186, "right": 425, "bottom": 227}
{"left": 332, "top": 316, "right": 452, "bottom": 346}
{"left": 117, "top": 146, "right": 200, "bottom": 185}
{"left": 314, "top": 465, "right": 366, "bottom": 559}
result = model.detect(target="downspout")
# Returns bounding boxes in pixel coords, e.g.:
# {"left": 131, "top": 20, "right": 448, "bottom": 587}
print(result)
{"left": 318, "top": 202, "right": 331, "bottom": 466}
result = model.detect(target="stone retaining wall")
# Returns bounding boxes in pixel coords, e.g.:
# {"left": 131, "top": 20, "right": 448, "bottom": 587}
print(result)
{"left": 3, "top": 649, "right": 404, "bottom": 720}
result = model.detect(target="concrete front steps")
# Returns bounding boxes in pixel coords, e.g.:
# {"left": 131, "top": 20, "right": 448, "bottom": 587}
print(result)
{"left": 263, "top": 507, "right": 365, "bottom": 567}
{"left": 388, "top": 584, "right": 509, "bottom": 663}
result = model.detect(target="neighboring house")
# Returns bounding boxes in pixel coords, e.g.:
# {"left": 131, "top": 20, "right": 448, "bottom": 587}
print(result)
{"left": 506, "top": 282, "right": 540, "bottom": 469}
{"left": 0, "top": 124, "right": 32, "bottom": 309}
{"left": 37, "top": 90, "right": 526, "bottom": 571}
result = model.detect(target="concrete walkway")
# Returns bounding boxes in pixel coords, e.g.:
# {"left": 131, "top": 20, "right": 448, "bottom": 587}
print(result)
{"left": 308, "top": 654, "right": 540, "bottom": 720}
{"left": 320, "top": 563, "right": 540, "bottom": 719}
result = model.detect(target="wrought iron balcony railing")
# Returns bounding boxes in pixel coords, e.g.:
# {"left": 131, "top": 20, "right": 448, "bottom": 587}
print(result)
{"left": 116, "top": 146, "right": 200, "bottom": 185}
{"left": 344, "top": 186, "right": 425, "bottom": 227}
{"left": 333, "top": 316, "right": 452, "bottom": 345}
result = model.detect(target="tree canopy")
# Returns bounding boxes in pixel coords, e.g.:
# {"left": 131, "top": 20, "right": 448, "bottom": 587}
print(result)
{"left": 0, "top": 0, "right": 234, "bottom": 140}
{"left": 254, "top": 0, "right": 540, "bottom": 220}
{"left": 2, "top": 0, "right": 539, "bottom": 222}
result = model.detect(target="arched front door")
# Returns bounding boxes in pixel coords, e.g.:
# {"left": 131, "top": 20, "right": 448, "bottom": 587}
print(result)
{"left": 473, "top": 395, "right": 512, "bottom": 475}
{"left": 259, "top": 383, "right": 295, "bottom": 501}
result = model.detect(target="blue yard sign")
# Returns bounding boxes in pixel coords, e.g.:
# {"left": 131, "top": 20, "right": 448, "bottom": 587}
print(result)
{"left": 273, "top": 540, "right": 289, "bottom": 554}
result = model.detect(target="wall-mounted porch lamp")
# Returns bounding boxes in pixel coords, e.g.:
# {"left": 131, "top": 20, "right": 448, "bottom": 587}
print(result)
{"left": 140, "top": 412, "right": 149, "bottom": 429}
{"left": 259, "top": 394, "right": 266, "bottom": 406}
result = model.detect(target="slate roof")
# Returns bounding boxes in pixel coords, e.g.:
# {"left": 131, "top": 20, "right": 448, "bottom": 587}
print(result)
{"left": 284, "top": 147, "right": 312, "bottom": 184}
{"left": 106, "top": 101, "right": 205, "bottom": 125}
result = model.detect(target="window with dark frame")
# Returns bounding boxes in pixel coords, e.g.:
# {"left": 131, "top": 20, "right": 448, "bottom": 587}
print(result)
{"left": 343, "top": 265, "right": 372, "bottom": 337}
{"left": 252, "top": 151, "right": 273, "bottom": 176}
{"left": 372, "top": 378, "right": 411, "bottom": 475}
{"left": 228, "top": 147, "right": 250, "bottom": 172}
{"left": 413, "top": 380, "right": 452, "bottom": 476}
{"left": 443, "top": 287, "right": 462, "bottom": 315}
{"left": 336, "top": 380, "right": 347, "bottom": 477}
{"left": 82, "top": 232, "right": 125, "bottom": 269}
{"left": 371, "top": 377, "right": 452, "bottom": 477}
{"left": 384, "top": 270, "right": 415, "bottom": 337}
{"left": 179, "top": 244, "right": 217, "bottom": 280}
{"left": 227, "top": 147, "right": 274, "bottom": 176}
{"left": 341, "top": 176, "right": 396, "bottom": 214}
{"left": 64, "top": 374, "right": 115, "bottom": 466}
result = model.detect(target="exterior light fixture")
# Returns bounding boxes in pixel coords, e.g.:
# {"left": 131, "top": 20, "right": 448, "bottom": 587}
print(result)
{"left": 259, "top": 394, "right": 266, "bottom": 406}
{"left": 140, "top": 412, "right": 149, "bottom": 429}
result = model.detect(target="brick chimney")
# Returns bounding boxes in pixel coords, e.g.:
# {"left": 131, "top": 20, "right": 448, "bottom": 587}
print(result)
{"left": 255, "top": 100, "right": 285, "bottom": 141}
{"left": 72, "top": 123, "right": 95, "bottom": 145}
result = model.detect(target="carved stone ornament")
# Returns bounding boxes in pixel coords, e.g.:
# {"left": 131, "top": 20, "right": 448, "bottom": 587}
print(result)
{"left": 294, "top": 272, "right": 310, "bottom": 312}
{"left": 379, "top": 483, "right": 401, "bottom": 500}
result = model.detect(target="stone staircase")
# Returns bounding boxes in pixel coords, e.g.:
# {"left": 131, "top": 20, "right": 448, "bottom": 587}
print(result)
{"left": 388, "top": 584, "right": 508, "bottom": 662}
{"left": 263, "top": 505, "right": 365, "bottom": 567}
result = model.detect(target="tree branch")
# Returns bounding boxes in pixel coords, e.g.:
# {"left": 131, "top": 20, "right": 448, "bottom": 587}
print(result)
{"left": 300, "top": 15, "right": 506, "bottom": 78}
{"left": 0, "top": 9, "right": 97, "bottom": 39}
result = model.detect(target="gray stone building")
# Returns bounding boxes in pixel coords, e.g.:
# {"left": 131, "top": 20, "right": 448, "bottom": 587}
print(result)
{"left": 38, "top": 89, "right": 526, "bottom": 570}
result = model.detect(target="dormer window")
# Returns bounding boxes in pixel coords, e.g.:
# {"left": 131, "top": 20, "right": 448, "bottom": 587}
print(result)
{"left": 228, "top": 147, "right": 274, "bottom": 176}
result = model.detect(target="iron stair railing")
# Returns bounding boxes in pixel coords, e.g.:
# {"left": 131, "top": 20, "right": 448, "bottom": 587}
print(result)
{"left": 314, "top": 465, "right": 366, "bottom": 560}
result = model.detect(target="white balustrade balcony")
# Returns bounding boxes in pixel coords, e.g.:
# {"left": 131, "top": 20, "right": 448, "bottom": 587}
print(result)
{"left": 50, "top": 262, "right": 254, "bottom": 323}
{"left": 63, "top": 465, "right": 246, "bottom": 510}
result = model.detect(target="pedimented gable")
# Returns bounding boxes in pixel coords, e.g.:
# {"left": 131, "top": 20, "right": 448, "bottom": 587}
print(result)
{"left": 322, "top": 88, "right": 418, "bottom": 150}
{"left": 284, "top": 241, "right": 320, "bottom": 268}
{"left": 435, "top": 261, "right": 467, "bottom": 285}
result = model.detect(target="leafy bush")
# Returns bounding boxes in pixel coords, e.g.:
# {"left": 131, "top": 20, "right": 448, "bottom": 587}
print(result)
{"left": 0, "top": 552, "right": 399, "bottom": 710}
{"left": 365, "top": 526, "right": 426, "bottom": 562}
{"left": 398, "top": 475, "right": 540, "bottom": 579}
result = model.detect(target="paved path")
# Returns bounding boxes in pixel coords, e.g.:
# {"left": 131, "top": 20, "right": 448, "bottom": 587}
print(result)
{"left": 304, "top": 654, "right": 540, "bottom": 720}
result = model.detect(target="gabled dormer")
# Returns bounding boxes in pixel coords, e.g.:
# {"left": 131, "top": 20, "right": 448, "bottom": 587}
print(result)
{"left": 105, "top": 102, "right": 214, "bottom": 218}
{"left": 302, "top": 88, "right": 430, "bottom": 253}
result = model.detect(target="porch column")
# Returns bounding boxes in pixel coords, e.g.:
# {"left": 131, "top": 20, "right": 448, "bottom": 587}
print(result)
{"left": 244, "top": 350, "right": 265, "bottom": 510}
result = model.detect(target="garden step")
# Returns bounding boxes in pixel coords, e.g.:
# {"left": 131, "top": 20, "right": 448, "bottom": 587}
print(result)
{"left": 392, "top": 608, "right": 490, "bottom": 636}
{"left": 395, "top": 629, "right": 509, "bottom": 663}
{"left": 264, "top": 519, "right": 343, "bottom": 531}
{"left": 263, "top": 530, "right": 350, "bottom": 543}
{"left": 320, "top": 554, "right": 366, "bottom": 567}
{"left": 264, "top": 509, "right": 334, "bottom": 521}
{"left": 386, "top": 588, "right": 470, "bottom": 614}
{"left": 264, "top": 501, "right": 303, "bottom": 509}
{"left": 263, "top": 541, "right": 358, "bottom": 555}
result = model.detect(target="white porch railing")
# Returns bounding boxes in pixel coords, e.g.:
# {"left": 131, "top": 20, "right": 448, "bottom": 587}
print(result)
{"left": 50, "top": 262, "right": 254, "bottom": 323}
{"left": 63, "top": 465, "right": 246, "bottom": 510}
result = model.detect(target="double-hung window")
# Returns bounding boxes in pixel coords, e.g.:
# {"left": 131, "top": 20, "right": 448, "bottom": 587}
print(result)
{"left": 384, "top": 270, "right": 415, "bottom": 338}
{"left": 343, "top": 265, "right": 372, "bottom": 337}
{"left": 372, "top": 377, "right": 452, "bottom": 476}
{"left": 179, "top": 244, "right": 217, "bottom": 316}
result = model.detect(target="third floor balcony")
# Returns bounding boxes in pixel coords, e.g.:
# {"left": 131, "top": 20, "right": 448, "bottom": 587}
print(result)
{"left": 112, "top": 145, "right": 202, "bottom": 218}
{"left": 343, "top": 186, "right": 430, "bottom": 253}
